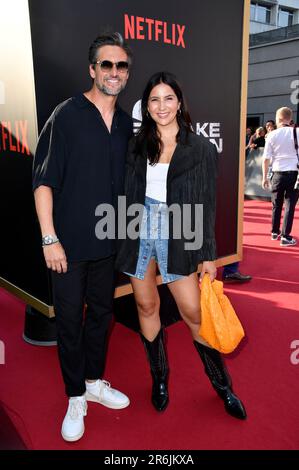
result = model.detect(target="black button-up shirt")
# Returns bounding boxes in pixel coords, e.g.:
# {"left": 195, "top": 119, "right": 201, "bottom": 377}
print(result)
{"left": 33, "top": 94, "right": 133, "bottom": 261}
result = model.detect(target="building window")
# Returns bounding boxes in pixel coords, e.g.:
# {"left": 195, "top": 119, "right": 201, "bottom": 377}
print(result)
{"left": 278, "top": 9, "right": 294, "bottom": 28}
{"left": 250, "top": 2, "right": 271, "bottom": 24}
{"left": 256, "top": 4, "right": 271, "bottom": 24}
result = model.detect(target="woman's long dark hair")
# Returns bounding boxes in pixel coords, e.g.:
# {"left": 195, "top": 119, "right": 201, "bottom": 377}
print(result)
{"left": 135, "top": 71, "right": 193, "bottom": 165}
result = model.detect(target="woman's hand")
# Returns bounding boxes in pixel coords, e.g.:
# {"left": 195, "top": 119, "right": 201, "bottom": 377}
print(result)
{"left": 200, "top": 261, "right": 217, "bottom": 283}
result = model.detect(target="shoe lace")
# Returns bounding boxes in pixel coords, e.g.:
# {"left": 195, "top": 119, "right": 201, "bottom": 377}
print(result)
{"left": 101, "top": 379, "right": 112, "bottom": 390}
{"left": 68, "top": 399, "right": 87, "bottom": 420}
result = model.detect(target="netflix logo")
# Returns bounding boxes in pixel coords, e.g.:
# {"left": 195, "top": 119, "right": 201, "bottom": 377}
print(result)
{"left": 0, "top": 121, "right": 30, "bottom": 155}
{"left": 124, "top": 14, "right": 186, "bottom": 48}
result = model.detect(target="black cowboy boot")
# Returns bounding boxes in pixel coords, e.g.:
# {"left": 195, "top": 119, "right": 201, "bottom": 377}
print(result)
{"left": 194, "top": 341, "right": 247, "bottom": 420}
{"left": 140, "top": 329, "right": 169, "bottom": 412}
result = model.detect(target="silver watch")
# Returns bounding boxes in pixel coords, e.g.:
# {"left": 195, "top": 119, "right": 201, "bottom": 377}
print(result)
{"left": 42, "top": 235, "right": 59, "bottom": 247}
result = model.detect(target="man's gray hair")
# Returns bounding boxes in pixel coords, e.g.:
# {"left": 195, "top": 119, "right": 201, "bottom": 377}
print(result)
{"left": 88, "top": 31, "right": 133, "bottom": 66}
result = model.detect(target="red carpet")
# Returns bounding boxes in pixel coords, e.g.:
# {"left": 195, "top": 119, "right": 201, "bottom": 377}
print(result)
{"left": 0, "top": 200, "right": 299, "bottom": 450}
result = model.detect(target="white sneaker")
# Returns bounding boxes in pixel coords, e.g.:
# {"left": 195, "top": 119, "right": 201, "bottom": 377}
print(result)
{"left": 61, "top": 396, "right": 87, "bottom": 442}
{"left": 85, "top": 380, "right": 130, "bottom": 409}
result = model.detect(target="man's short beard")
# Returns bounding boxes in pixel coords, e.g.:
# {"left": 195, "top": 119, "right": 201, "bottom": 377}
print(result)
{"left": 96, "top": 81, "right": 126, "bottom": 96}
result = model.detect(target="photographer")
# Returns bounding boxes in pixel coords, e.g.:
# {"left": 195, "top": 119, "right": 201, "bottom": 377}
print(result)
{"left": 262, "top": 107, "right": 299, "bottom": 246}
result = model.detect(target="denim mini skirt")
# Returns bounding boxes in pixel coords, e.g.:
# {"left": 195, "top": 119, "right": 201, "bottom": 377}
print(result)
{"left": 124, "top": 196, "right": 184, "bottom": 284}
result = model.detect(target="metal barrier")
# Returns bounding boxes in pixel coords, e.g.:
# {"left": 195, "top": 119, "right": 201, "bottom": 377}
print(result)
{"left": 250, "top": 24, "right": 299, "bottom": 47}
{"left": 245, "top": 148, "right": 271, "bottom": 199}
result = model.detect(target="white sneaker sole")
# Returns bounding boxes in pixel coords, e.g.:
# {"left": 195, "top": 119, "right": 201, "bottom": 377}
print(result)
{"left": 85, "top": 391, "right": 130, "bottom": 409}
{"left": 61, "top": 425, "right": 85, "bottom": 442}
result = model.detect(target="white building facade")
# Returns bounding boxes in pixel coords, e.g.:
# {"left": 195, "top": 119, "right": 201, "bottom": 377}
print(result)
{"left": 248, "top": 1, "right": 299, "bottom": 127}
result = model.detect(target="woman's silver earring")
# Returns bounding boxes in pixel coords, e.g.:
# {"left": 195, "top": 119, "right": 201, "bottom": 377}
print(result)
{"left": 177, "top": 108, "right": 181, "bottom": 116}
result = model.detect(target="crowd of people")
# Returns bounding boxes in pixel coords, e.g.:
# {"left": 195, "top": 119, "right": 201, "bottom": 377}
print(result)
{"left": 246, "top": 119, "right": 276, "bottom": 154}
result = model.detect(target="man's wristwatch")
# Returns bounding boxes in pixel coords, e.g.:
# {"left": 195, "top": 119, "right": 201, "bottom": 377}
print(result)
{"left": 42, "top": 235, "right": 59, "bottom": 247}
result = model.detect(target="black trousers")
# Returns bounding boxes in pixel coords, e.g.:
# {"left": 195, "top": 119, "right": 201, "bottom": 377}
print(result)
{"left": 51, "top": 256, "right": 115, "bottom": 397}
{"left": 271, "top": 171, "right": 299, "bottom": 237}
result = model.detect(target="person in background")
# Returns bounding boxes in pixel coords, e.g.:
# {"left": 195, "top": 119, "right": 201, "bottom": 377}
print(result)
{"left": 247, "top": 126, "right": 265, "bottom": 150}
{"left": 262, "top": 107, "right": 299, "bottom": 246}
{"left": 265, "top": 120, "right": 276, "bottom": 139}
{"left": 264, "top": 120, "right": 276, "bottom": 180}
{"left": 32, "top": 32, "right": 133, "bottom": 442}
{"left": 225, "top": 126, "right": 256, "bottom": 282}
{"left": 116, "top": 71, "right": 246, "bottom": 420}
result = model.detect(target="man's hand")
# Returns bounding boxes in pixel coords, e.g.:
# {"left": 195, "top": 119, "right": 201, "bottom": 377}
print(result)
{"left": 43, "top": 243, "right": 67, "bottom": 273}
{"left": 200, "top": 261, "right": 217, "bottom": 283}
{"left": 262, "top": 178, "right": 270, "bottom": 190}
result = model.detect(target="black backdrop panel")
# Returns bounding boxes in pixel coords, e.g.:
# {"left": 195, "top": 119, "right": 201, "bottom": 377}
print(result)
{"left": 0, "top": 146, "right": 51, "bottom": 304}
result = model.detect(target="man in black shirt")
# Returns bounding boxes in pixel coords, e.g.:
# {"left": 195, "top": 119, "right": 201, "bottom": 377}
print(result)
{"left": 33, "top": 32, "right": 133, "bottom": 442}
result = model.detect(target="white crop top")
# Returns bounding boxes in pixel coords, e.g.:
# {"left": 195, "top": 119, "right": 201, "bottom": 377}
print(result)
{"left": 145, "top": 161, "right": 169, "bottom": 202}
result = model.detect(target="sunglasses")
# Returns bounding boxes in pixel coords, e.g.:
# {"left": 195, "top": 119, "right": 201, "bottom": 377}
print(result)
{"left": 94, "top": 60, "right": 129, "bottom": 73}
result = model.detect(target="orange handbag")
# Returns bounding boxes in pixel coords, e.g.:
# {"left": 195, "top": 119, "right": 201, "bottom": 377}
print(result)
{"left": 199, "top": 274, "right": 245, "bottom": 353}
